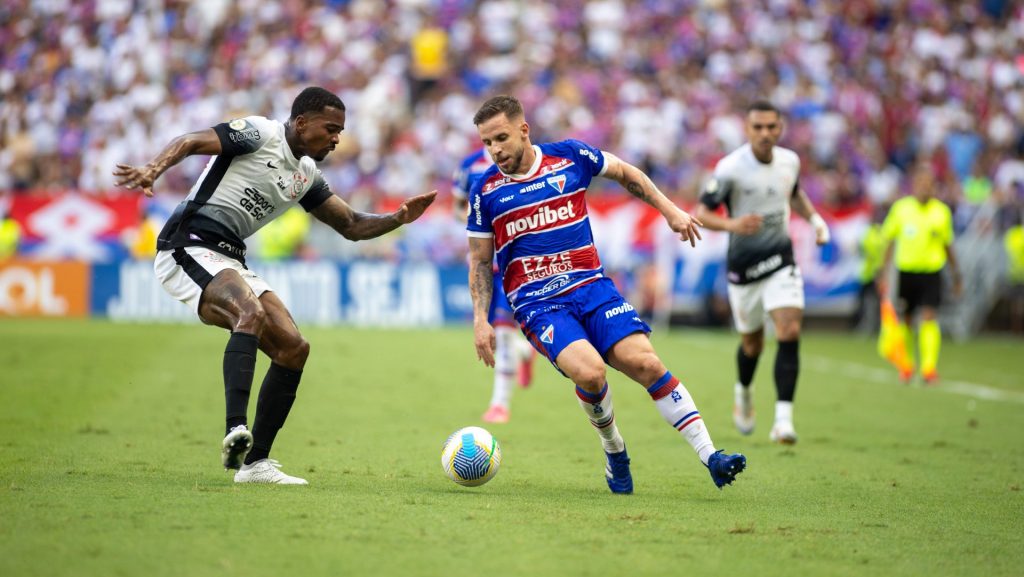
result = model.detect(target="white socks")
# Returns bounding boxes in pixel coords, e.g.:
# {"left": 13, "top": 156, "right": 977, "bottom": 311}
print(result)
{"left": 774, "top": 400, "right": 793, "bottom": 425}
{"left": 647, "top": 372, "right": 716, "bottom": 465}
{"left": 575, "top": 383, "right": 625, "bottom": 453}
{"left": 489, "top": 326, "right": 518, "bottom": 408}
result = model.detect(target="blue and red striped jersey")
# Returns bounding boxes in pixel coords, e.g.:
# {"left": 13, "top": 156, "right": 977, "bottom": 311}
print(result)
{"left": 466, "top": 139, "right": 607, "bottom": 310}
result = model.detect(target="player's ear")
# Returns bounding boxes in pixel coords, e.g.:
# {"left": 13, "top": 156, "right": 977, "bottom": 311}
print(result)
{"left": 520, "top": 120, "right": 530, "bottom": 139}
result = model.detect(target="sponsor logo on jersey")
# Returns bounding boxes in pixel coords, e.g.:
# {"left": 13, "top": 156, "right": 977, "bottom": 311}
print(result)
{"left": 604, "top": 302, "right": 635, "bottom": 319}
{"left": 472, "top": 194, "right": 482, "bottom": 226}
{"left": 503, "top": 200, "right": 577, "bottom": 239}
{"left": 499, "top": 195, "right": 514, "bottom": 203}
{"left": 578, "top": 148, "right": 599, "bottom": 164}
{"left": 523, "top": 274, "right": 572, "bottom": 298}
{"left": 520, "top": 180, "right": 545, "bottom": 194}
{"left": 745, "top": 254, "right": 783, "bottom": 280}
{"left": 540, "top": 324, "right": 554, "bottom": 344}
{"left": 229, "top": 128, "right": 260, "bottom": 143}
{"left": 229, "top": 119, "right": 246, "bottom": 130}
{"left": 546, "top": 174, "right": 566, "bottom": 193}
{"left": 216, "top": 241, "right": 245, "bottom": 257}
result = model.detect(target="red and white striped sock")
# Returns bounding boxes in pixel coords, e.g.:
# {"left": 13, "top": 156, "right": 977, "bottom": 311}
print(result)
{"left": 647, "top": 372, "right": 715, "bottom": 465}
{"left": 575, "top": 383, "right": 625, "bottom": 453}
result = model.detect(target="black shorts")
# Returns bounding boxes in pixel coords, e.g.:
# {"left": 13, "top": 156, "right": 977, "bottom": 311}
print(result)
{"left": 897, "top": 271, "right": 942, "bottom": 317}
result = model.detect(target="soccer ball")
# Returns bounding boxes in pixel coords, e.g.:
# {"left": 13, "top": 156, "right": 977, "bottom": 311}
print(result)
{"left": 440, "top": 426, "right": 502, "bottom": 487}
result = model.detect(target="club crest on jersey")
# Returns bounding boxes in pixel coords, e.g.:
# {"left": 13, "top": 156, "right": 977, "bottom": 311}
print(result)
{"left": 540, "top": 324, "right": 554, "bottom": 344}
{"left": 291, "top": 172, "right": 307, "bottom": 198}
{"left": 546, "top": 174, "right": 567, "bottom": 193}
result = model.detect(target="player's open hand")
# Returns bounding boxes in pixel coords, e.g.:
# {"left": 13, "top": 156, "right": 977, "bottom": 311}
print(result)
{"left": 395, "top": 191, "right": 438, "bottom": 224}
{"left": 668, "top": 208, "right": 703, "bottom": 247}
{"left": 112, "top": 164, "right": 159, "bottom": 197}
{"left": 473, "top": 321, "right": 497, "bottom": 368}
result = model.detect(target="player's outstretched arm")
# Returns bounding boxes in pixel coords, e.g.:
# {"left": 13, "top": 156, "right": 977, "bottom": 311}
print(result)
{"left": 311, "top": 191, "right": 437, "bottom": 241}
{"left": 468, "top": 236, "right": 496, "bottom": 367}
{"left": 112, "top": 129, "right": 222, "bottom": 197}
{"left": 601, "top": 151, "right": 703, "bottom": 247}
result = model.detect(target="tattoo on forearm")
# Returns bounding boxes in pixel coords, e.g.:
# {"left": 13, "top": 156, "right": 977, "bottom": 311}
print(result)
{"left": 626, "top": 181, "right": 650, "bottom": 204}
{"left": 470, "top": 264, "right": 493, "bottom": 313}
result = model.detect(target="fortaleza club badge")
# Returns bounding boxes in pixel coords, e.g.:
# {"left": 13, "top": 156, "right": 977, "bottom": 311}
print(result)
{"left": 540, "top": 324, "right": 554, "bottom": 344}
{"left": 546, "top": 174, "right": 567, "bottom": 193}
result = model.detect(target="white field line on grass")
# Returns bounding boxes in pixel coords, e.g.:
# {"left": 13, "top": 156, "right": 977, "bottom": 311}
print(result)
{"left": 801, "top": 355, "right": 1024, "bottom": 405}
{"left": 679, "top": 333, "right": 1024, "bottom": 405}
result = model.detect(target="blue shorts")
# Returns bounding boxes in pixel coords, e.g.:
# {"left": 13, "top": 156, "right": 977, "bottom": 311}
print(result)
{"left": 489, "top": 269, "right": 515, "bottom": 327}
{"left": 515, "top": 277, "right": 651, "bottom": 373}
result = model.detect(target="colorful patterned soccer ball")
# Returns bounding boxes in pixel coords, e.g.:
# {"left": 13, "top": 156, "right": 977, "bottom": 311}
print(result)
{"left": 441, "top": 426, "right": 502, "bottom": 487}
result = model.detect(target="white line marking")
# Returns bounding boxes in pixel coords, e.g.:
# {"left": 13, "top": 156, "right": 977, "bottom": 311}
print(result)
{"left": 802, "top": 355, "right": 1024, "bottom": 404}
{"left": 678, "top": 331, "right": 1024, "bottom": 405}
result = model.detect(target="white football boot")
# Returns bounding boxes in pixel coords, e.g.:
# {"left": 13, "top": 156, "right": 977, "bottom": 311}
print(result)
{"left": 732, "top": 383, "right": 755, "bottom": 436}
{"left": 234, "top": 459, "right": 308, "bottom": 485}
{"left": 769, "top": 421, "right": 798, "bottom": 445}
{"left": 222, "top": 425, "right": 253, "bottom": 470}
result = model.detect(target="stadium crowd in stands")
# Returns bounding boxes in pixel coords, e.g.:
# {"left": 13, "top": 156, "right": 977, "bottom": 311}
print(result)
{"left": 1, "top": 0, "right": 1022, "bottom": 248}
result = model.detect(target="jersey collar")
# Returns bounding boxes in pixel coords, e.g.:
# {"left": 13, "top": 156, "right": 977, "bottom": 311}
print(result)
{"left": 498, "top": 145, "right": 542, "bottom": 181}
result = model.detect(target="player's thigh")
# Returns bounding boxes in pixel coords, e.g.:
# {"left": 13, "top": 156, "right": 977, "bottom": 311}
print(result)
{"left": 764, "top": 267, "right": 805, "bottom": 339}
{"left": 727, "top": 280, "right": 766, "bottom": 334}
{"left": 154, "top": 247, "right": 265, "bottom": 330}
{"left": 554, "top": 339, "right": 607, "bottom": 389}
{"left": 606, "top": 332, "right": 666, "bottom": 386}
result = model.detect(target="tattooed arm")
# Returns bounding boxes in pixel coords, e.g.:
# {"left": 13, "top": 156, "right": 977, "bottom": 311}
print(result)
{"left": 468, "top": 236, "right": 497, "bottom": 367}
{"left": 600, "top": 151, "right": 703, "bottom": 247}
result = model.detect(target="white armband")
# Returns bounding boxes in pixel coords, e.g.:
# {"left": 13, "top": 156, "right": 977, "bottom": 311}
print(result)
{"left": 810, "top": 213, "right": 830, "bottom": 243}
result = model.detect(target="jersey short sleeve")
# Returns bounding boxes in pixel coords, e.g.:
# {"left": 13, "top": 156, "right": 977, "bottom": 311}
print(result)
{"left": 300, "top": 171, "right": 333, "bottom": 212}
{"left": 700, "top": 172, "right": 734, "bottom": 210}
{"left": 213, "top": 116, "right": 273, "bottom": 156}
{"left": 465, "top": 168, "right": 494, "bottom": 237}
{"left": 563, "top": 139, "right": 606, "bottom": 177}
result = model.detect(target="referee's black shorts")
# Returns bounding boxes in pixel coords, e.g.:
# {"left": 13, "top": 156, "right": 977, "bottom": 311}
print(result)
{"left": 897, "top": 271, "right": 942, "bottom": 317}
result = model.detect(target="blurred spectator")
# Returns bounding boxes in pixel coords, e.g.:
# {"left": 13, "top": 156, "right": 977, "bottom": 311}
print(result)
{"left": 0, "top": 0, "right": 1022, "bottom": 264}
{"left": 252, "top": 207, "right": 313, "bottom": 261}
{"left": 0, "top": 198, "right": 20, "bottom": 260}
{"left": 1006, "top": 217, "right": 1024, "bottom": 334}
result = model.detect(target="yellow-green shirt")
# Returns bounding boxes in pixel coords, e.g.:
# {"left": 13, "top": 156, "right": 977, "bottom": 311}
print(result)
{"left": 859, "top": 223, "right": 885, "bottom": 283}
{"left": 256, "top": 207, "right": 311, "bottom": 261}
{"left": 881, "top": 196, "right": 953, "bottom": 273}
{"left": 1006, "top": 225, "right": 1024, "bottom": 284}
{"left": 0, "top": 218, "right": 20, "bottom": 260}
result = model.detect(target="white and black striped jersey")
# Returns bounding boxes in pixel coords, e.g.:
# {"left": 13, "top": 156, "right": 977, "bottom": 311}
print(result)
{"left": 700, "top": 144, "right": 801, "bottom": 284}
{"left": 157, "top": 116, "right": 333, "bottom": 263}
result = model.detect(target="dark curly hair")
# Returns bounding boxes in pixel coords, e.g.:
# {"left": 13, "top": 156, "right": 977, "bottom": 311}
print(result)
{"left": 290, "top": 87, "right": 346, "bottom": 119}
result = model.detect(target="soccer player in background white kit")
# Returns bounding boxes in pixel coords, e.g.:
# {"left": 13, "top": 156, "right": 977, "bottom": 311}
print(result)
{"left": 113, "top": 87, "right": 436, "bottom": 483}
{"left": 453, "top": 148, "right": 537, "bottom": 423}
{"left": 696, "top": 101, "right": 830, "bottom": 445}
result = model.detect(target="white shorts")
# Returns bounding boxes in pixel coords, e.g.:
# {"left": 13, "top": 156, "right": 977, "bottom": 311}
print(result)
{"left": 727, "top": 265, "right": 804, "bottom": 334}
{"left": 153, "top": 247, "right": 271, "bottom": 314}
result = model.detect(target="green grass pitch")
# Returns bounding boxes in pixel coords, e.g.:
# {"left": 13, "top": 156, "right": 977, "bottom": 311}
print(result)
{"left": 1, "top": 319, "right": 1021, "bottom": 577}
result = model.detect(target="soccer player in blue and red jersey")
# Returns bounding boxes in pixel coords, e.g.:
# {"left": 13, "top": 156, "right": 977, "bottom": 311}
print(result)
{"left": 466, "top": 95, "right": 746, "bottom": 493}
{"left": 453, "top": 148, "right": 537, "bottom": 424}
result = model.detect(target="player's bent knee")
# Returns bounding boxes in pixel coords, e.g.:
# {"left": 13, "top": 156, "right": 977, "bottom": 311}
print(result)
{"left": 573, "top": 366, "right": 606, "bottom": 392}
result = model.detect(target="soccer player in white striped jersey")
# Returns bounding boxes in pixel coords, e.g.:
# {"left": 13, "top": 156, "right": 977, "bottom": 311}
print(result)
{"left": 696, "top": 101, "right": 830, "bottom": 445}
{"left": 114, "top": 87, "right": 436, "bottom": 484}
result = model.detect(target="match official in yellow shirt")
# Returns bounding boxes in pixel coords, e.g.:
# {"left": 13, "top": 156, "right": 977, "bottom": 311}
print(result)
{"left": 878, "top": 162, "right": 962, "bottom": 384}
